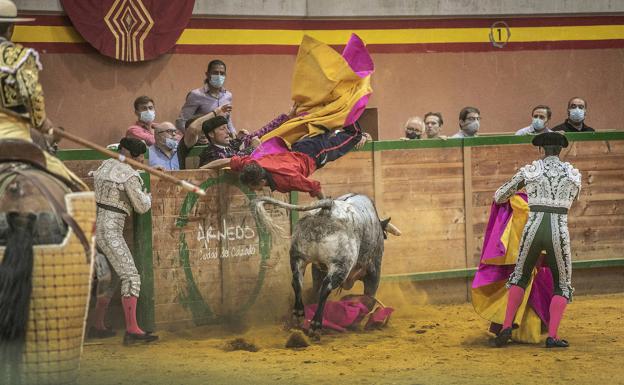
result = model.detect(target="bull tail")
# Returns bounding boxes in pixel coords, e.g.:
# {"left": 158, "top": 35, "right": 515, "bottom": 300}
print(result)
{"left": 251, "top": 197, "right": 333, "bottom": 238}
{"left": 0, "top": 212, "right": 37, "bottom": 383}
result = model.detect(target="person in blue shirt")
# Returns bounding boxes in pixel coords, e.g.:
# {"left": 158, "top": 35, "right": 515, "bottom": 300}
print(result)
{"left": 148, "top": 122, "right": 180, "bottom": 171}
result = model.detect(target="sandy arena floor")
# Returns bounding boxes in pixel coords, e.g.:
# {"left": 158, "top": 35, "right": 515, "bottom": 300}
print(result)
{"left": 79, "top": 293, "right": 623, "bottom": 385}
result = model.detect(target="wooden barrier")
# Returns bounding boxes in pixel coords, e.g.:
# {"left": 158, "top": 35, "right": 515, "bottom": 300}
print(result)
{"left": 60, "top": 132, "right": 624, "bottom": 330}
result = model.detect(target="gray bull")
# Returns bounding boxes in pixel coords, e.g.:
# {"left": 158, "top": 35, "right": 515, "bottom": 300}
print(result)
{"left": 252, "top": 193, "right": 400, "bottom": 339}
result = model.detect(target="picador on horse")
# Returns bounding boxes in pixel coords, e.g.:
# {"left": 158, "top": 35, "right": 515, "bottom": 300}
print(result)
{"left": 0, "top": 2, "right": 96, "bottom": 384}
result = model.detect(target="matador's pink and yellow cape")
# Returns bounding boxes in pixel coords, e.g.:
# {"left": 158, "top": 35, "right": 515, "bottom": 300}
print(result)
{"left": 258, "top": 33, "right": 373, "bottom": 149}
{"left": 472, "top": 193, "right": 555, "bottom": 343}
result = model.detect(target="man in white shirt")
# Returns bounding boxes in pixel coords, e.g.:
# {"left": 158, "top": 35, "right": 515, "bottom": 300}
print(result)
{"left": 515, "top": 105, "right": 552, "bottom": 136}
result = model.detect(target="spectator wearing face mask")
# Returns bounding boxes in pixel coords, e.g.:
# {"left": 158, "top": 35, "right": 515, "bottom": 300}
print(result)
{"left": 552, "top": 97, "right": 594, "bottom": 132}
{"left": 424, "top": 112, "right": 444, "bottom": 139}
{"left": 126, "top": 96, "right": 157, "bottom": 146}
{"left": 515, "top": 105, "right": 552, "bottom": 135}
{"left": 148, "top": 122, "right": 180, "bottom": 170}
{"left": 401, "top": 116, "right": 425, "bottom": 140}
{"left": 176, "top": 59, "right": 235, "bottom": 136}
{"left": 452, "top": 107, "right": 480, "bottom": 138}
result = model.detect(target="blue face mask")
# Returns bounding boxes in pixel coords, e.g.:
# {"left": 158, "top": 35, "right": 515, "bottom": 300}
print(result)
{"left": 532, "top": 117, "right": 545, "bottom": 131}
{"left": 140, "top": 109, "right": 155, "bottom": 123}
{"left": 164, "top": 137, "right": 177, "bottom": 150}
{"left": 209, "top": 74, "right": 226, "bottom": 88}
{"left": 569, "top": 108, "right": 585, "bottom": 123}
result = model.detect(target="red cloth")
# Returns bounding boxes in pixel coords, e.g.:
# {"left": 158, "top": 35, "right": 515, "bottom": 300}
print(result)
{"left": 303, "top": 298, "right": 394, "bottom": 332}
{"left": 365, "top": 307, "right": 394, "bottom": 329}
{"left": 304, "top": 301, "right": 370, "bottom": 332}
{"left": 60, "top": 0, "right": 194, "bottom": 62}
{"left": 230, "top": 153, "right": 321, "bottom": 197}
{"left": 126, "top": 122, "right": 155, "bottom": 146}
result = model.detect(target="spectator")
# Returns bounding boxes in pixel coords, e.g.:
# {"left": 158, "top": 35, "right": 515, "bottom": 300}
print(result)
{"left": 176, "top": 59, "right": 235, "bottom": 135}
{"left": 148, "top": 122, "right": 180, "bottom": 171}
{"left": 126, "top": 96, "right": 157, "bottom": 146}
{"left": 401, "top": 116, "right": 425, "bottom": 140}
{"left": 452, "top": 107, "right": 480, "bottom": 138}
{"left": 552, "top": 97, "right": 595, "bottom": 132}
{"left": 197, "top": 116, "right": 260, "bottom": 166}
{"left": 424, "top": 112, "right": 444, "bottom": 138}
{"left": 515, "top": 105, "right": 552, "bottom": 135}
{"left": 176, "top": 111, "right": 218, "bottom": 169}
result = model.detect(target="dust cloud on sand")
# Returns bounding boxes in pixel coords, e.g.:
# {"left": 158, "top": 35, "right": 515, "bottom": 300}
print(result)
{"left": 80, "top": 293, "right": 623, "bottom": 385}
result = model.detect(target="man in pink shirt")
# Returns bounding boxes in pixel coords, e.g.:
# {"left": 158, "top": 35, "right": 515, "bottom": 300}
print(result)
{"left": 126, "top": 96, "right": 157, "bottom": 146}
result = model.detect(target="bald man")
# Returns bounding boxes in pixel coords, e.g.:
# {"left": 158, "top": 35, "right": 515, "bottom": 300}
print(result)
{"left": 148, "top": 122, "right": 180, "bottom": 170}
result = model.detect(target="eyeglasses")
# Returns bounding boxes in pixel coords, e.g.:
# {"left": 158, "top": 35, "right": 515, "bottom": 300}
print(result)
{"left": 465, "top": 116, "right": 481, "bottom": 122}
{"left": 157, "top": 129, "right": 176, "bottom": 135}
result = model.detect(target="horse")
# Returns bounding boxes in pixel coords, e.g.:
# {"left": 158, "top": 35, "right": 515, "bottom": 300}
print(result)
{"left": 251, "top": 193, "right": 400, "bottom": 339}
{"left": 0, "top": 139, "right": 91, "bottom": 384}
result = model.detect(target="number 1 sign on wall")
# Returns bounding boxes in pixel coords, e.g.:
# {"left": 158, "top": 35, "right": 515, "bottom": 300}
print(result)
{"left": 490, "top": 21, "right": 511, "bottom": 48}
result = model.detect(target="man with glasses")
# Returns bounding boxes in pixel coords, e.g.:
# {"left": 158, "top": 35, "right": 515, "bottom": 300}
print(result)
{"left": 401, "top": 116, "right": 425, "bottom": 140}
{"left": 148, "top": 122, "right": 180, "bottom": 170}
{"left": 552, "top": 97, "right": 594, "bottom": 132}
{"left": 515, "top": 105, "right": 552, "bottom": 135}
{"left": 452, "top": 106, "right": 481, "bottom": 138}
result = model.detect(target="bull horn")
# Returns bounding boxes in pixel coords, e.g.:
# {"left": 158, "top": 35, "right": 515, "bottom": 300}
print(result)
{"left": 386, "top": 222, "right": 402, "bottom": 236}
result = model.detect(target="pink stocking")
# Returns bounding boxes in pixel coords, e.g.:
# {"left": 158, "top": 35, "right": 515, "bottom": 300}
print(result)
{"left": 502, "top": 285, "right": 525, "bottom": 329}
{"left": 94, "top": 296, "right": 112, "bottom": 330}
{"left": 121, "top": 296, "right": 144, "bottom": 335}
{"left": 548, "top": 295, "right": 568, "bottom": 339}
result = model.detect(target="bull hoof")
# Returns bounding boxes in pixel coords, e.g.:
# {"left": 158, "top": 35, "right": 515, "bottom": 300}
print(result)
{"left": 306, "top": 329, "right": 321, "bottom": 341}
{"left": 288, "top": 309, "right": 305, "bottom": 329}
{"left": 288, "top": 316, "right": 304, "bottom": 330}
{"left": 306, "top": 320, "right": 322, "bottom": 341}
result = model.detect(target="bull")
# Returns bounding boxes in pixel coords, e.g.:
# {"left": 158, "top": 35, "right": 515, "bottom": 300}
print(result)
{"left": 252, "top": 193, "right": 400, "bottom": 339}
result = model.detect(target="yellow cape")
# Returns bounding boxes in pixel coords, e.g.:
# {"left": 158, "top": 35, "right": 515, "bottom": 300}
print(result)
{"left": 261, "top": 35, "right": 372, "bottom": 147}
{"left": 471, "top": 195, "right": 546, "bottom": 343}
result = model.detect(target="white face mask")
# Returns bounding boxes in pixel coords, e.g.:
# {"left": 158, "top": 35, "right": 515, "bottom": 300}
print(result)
{"left": 209, "top": 74, "right": 226, "bottom": 88}
{"left": 569, "top": 108, "right": 585, "bottom": 123}
{"left": 164, "top": 137, "right": 177, "bottom": 150}
{"left": 532, "top": 117, "right": 545, "bottom": 131}
{"left": 463, "top": 120, "right": 479, "bottom": 135}
{"left": 140, "top": 109, "right": 155, "bottom": 123}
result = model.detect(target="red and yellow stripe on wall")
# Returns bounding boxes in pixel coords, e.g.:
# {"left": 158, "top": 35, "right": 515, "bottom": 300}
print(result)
{"left": 13, "top": 15, "right": 624, "bottom": 55}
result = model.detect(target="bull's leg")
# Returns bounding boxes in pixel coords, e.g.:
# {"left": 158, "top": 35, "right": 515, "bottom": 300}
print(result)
{"left": 290, "top": 253, "right": 306, "bottom": 328}
{"left": 362, "top": 268, "right": 381, "bottom": 297}
{"left": 311, "top": 264, "right": 325, "bottom": 296}
{"left": 308, "top": 263, "right": 348, "bottom": 340}
{"left": 364, "top": 250, "right": 383, "bottom": 297}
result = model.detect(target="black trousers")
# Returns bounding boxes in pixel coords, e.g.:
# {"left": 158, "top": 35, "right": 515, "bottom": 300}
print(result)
{"left": 291, "top": 123, "right": 362, "bottom": 168}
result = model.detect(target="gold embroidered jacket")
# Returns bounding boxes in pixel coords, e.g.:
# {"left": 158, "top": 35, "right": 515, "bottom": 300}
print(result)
{"left": 0, "top": 37, "right": 45, "bottom": 128}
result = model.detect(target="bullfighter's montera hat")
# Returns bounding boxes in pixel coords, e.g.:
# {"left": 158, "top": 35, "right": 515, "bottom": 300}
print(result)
{"left": 532, "top": 132, "right": 569, "bottom": 148}
{"left": 202, "top": 116, "right": 229, "bottom": 136}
